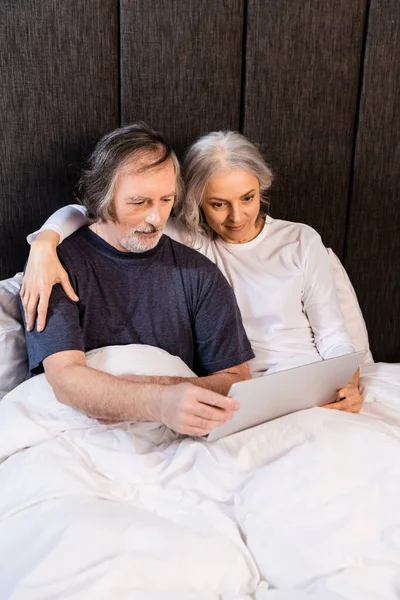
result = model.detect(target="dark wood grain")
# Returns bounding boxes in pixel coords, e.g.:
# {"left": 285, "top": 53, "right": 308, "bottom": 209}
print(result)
{"left": 243, "top": 0, "right": 367, "bottom": 257}
{"left": 345, "top": 0, "right": 400, "bottom": 362}
{"left": 0, "top": 0, "right": 118, "bottom": 279}
{"left": 0, "top": 0, "right": 398, "bottom": 362}
{"left": 120, "top": 0, "right": 244, "bottom": 155}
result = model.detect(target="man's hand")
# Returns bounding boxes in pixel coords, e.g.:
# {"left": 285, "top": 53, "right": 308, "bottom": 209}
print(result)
{"left": 324, "top": 369, "right": 363, "bottom": 413}
{"left": 158, "top": 382, "right": 240, "bottom": 436}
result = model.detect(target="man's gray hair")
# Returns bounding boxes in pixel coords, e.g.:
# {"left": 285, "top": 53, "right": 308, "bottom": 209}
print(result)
{"left": 175, "top": 131, "right": 273, "bottom": 239}
{"left": 78, "top": 123, "right": 183, "bottom": 222}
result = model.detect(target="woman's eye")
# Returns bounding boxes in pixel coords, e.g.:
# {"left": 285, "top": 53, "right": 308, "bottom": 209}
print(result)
{"left": 243, "top": 195, "right": 254, "bottom": 202}
{"left": 161, "top": 197, "right": 174, "bottom": 203}
{"left": 211, "top": 202, "right": 225, "bottom": 209}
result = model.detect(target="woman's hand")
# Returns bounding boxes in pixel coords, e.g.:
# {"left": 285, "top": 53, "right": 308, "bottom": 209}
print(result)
{"left": 20, "top": 231, "right": 78, "bottom": 332}
{"left": 324, "top": 368, "right": 363, "bottom": 413}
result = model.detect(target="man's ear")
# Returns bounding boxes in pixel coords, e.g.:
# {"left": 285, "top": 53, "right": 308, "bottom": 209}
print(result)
{"left": 106, "top": 200, "right": 117, "bottom": 222}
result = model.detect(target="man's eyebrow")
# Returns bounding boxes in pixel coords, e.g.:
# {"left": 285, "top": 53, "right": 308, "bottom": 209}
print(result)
{"left": 207, "top": 189, "right": 256, "bottom": 202}
{"left": 160, "top": 191, "right": 177, "bottom": 199}
{"left": 127, "top": 191, "right": 176, "bottom": 202}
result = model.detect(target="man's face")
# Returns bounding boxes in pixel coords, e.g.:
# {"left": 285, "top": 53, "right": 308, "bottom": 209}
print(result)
{"left": 102, "top": 158, "right": 177, "bottom": 253}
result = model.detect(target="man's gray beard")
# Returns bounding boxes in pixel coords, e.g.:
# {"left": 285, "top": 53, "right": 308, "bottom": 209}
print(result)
{"left": 120, "top": 226, "right": 163, "bottom": 253}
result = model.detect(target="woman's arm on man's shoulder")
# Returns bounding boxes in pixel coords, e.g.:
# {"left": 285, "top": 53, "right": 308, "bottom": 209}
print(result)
{"left": 27, "top": 204, "right": 89, "bottom": 245}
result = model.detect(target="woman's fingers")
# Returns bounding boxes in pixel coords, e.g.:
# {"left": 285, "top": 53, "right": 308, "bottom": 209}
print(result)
{"left": 337, "top": 387, "right": 349, "bottom": 401}
{"left": 19, "top": 238, "right": 68, "bottom": 332}
{"left": 37, "top": 293, "right": 51, "bottom": 332}
{"left": 21, "top": 290, "right": 29, "bottom": 322}
{"left": 20, "top": 262, "right": 78, "bottom": 333}
{"left": 20, "top": 283, "right": 29, "bottom": 309}
{"left": 324, "top": 398, "right": 349, "bottom": 411}
{"left": 26, "top": 293, "right": 40, "bottom": 332}
{"left": 26, "top": 280, "right": 76, "bottom": 332}
{"left": 60, "top": 273, "right": 79, "bottom": 302}
{"left": 324, "top": 393, "right": 362, "bottom": 412}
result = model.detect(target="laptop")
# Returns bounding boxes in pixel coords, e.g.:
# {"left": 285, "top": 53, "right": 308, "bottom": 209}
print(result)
{"left": 207, "top": 350, "right": 366, "bottom": 442}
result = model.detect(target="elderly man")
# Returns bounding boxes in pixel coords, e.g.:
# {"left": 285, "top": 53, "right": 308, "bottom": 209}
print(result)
{"left": 21, "top": 124, "right": 254, "bottom": 436}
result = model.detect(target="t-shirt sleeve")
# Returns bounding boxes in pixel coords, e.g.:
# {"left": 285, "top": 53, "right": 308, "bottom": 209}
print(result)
{"left": 26, "top": 204, "right": 89, "bottom": 245}
{"left": 20, "top": 283, "right": 85, "bottom": 374}
{"left": 301, "top": 232, "right": 355, "bottom": 359}
{"left": 192, "top": 269, "right": 254, "bottom": 375}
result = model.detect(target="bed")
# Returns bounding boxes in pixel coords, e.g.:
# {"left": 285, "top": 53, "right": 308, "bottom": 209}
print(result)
{"left": 1, "top": 2, "right": 399, "bottom": 597}
{"left": 1, "top": 348, "right": 400, "bottom": 600}
{"left": 1, "top": 261, "right": 400, "bottom": 600}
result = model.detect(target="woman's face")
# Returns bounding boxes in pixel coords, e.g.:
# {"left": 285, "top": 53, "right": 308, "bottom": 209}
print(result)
{"left": 202, "top": 170, "right": 263, "bottom": 244}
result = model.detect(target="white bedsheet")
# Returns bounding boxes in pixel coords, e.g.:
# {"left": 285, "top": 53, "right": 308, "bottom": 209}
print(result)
{"left": 0, "top": 347, "right": 400, "bottom": 600}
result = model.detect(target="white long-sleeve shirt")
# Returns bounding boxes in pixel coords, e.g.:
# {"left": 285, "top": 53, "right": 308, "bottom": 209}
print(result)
{"left": 29, "top": 205, "right": 355, "bottom": 377}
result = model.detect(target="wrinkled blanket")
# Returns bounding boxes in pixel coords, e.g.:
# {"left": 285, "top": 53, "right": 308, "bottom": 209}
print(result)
{"left": 0, "top": 346, "right": 400, "bottom": 600}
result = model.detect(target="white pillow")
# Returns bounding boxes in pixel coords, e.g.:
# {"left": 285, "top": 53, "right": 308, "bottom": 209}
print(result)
{"left": 327, "top": 249, "right": 373, "bottom": 364}
{"left": 86, "top": 344, "right": 195, "bottom": 377}
{"left": 0, "top": 272, "right": 29, "bottom": 399}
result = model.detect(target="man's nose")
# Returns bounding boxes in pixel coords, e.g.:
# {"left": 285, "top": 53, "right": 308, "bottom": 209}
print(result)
{"left": 145, "top": 206, "right": 162, "bottom": 226}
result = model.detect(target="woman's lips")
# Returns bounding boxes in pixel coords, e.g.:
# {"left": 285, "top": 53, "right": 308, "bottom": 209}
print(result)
{"left": 225, "top": 224, "right": 245, "bottom": 231}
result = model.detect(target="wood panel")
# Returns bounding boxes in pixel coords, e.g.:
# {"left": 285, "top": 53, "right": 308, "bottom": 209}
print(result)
{"left": 344, "top": 0, "right": 400, "bottom": 362}
{"left": 0, "top": 0, "right": 118, "bottom": 279}
{"left": 243, "top": 0, "right": 367, "bottom": 257}
{"left": 120, "top": 0, "right": 244, "bottom": 155}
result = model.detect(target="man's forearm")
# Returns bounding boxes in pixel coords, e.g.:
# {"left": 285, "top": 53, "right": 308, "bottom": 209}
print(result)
{"left": 120, "top": 369, "right": 249, "bottom": 395}
{"left": 44, "top": 350, "right": 243, "bottom": 435}
{"left": 49, "top": 363, "right": 163, "bottom": 422}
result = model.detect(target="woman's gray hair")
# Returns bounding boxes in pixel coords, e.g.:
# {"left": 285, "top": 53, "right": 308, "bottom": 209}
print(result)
{"left": 77, "top": 123, "right": 183, "bottom": 222}
{"left": 175, "top": 131, "right": 273, "bottom": 238}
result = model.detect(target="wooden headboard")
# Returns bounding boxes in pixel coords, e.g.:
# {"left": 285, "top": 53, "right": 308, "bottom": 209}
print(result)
{"left": 1, "top": 0, "right": 399, "bottom": 362}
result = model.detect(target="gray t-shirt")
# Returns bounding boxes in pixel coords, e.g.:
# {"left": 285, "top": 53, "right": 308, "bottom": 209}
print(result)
{"left": 23, "top": 227, "right": 254, "bottom": 376}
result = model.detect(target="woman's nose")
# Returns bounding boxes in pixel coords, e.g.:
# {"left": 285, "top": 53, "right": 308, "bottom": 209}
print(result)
{"left": 229, "top": 206, "right": 241, "bottom": 223}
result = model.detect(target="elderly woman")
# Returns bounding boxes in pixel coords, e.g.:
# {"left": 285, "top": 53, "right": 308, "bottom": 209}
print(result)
{"left": 21, "top": 130, "right": 362, "bottom": 412}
